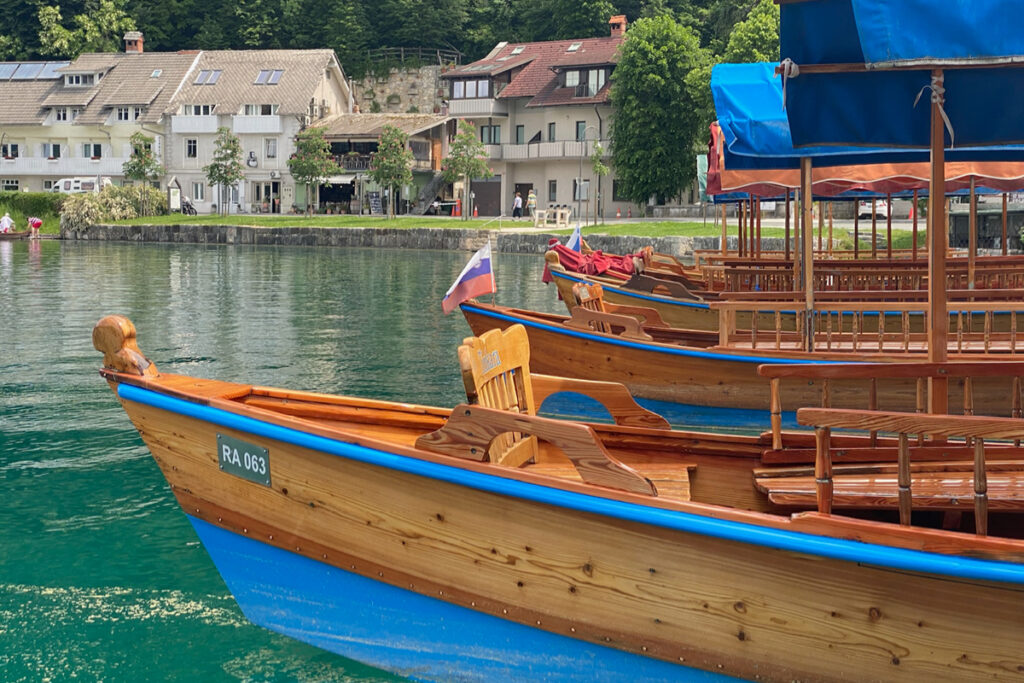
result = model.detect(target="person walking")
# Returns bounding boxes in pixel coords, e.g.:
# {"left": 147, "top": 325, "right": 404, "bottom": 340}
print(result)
{"left": 526, "top": 188, "right": 537, "bottom": 219}
{"left": 511, "top": 191, "right": 523, "bottom": 220}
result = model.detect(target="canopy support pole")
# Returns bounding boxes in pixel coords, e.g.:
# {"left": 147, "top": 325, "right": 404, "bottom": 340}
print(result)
{"left": 750, "top": 196, "right": 757, "bottom": 258}
{"left": 928, "top": 68, "right": 948, "bottom": 415}
{"left": 784, "top": 191, "right": 791, "bottom": 261}
{"left": 912, "top": 189, "right": 919, "bottom": 261}
{"left": 739, "top": 200, "right": 745, "bottom": 258}
{"left": 871, "top": 199, "right": 878, "bottom": 259}
{"left": 853, "top": 211, "right": 860, "bottom": 259}
{"left": 1002, "top": 192, "right": 1009, "bottom": 256}
{"left": 886, "top": 193, "right": 893, "bottom": 259}
{"left": 756, "top": 197, "right": 762, "bottom": 259}
{"left": 828, "top": 202, "right": 834, "bottom": 256}
{"left": 721, "top": 203, "right": 728, "bottom": 256}
{"left": 969, "top": 177, "right": 977, "bottom": 290}
{"left": 801, "top": 157, "right": 815, "bottom": 352}
{"left": 817, "top": 199, "right": 824, "bottom": 253}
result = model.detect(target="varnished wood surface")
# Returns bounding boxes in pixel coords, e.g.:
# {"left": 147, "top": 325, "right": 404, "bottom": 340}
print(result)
{"left": 118, "top": 394, "right": 1024, "bottom": 681}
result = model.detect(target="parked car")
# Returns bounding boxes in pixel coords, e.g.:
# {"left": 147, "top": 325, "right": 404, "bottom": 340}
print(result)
{"left": 857, "top": 199, "right": 889, "bottom": 218}
{"left": 51, "top": 176, "right": 113, "bottom": 194}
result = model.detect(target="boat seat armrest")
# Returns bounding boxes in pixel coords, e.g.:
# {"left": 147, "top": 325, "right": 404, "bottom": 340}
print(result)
{"left": 564, "top": 307, "right": 654, "bottom": 341}
{"left": 603, "top": 302, "right": 670, "bottom": 328}
{"left": 530, "top": 373, "right": 670, "bottom": 430}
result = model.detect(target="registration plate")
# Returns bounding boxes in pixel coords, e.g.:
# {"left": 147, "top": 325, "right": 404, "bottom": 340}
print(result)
{"left": 217, "top": 433, "right": 271, "bottom": 486}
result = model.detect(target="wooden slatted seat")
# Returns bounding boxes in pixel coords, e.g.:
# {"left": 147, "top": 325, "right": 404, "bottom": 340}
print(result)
{"left": 565, "top": 282, "right": 669, "bottom": 339}
{"left": 416, "top": 324, "right": 691, "bottom": 496}
{"left": 754, "top": 460, "right": 1024, "bottom": 510}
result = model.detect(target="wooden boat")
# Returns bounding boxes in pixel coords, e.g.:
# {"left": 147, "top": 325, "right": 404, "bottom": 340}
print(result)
{"left": 460, "top": 298, "right": 1024, "bottom": 416}
{"left": 95, "top": 315, "right": 1024, "bottom": 681}
{"left": 0, "top": 230, "right": 30, "bottom": 241}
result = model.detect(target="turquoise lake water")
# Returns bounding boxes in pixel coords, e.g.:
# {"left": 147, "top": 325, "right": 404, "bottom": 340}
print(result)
{"left": 0, "top": 240, "right": 567, "bottom": 682}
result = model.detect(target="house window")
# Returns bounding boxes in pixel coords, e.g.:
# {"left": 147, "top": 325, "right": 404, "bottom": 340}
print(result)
{"left": 243, "top": 104, "right": 279, "bottom": 115}
{"left": 452, "top": 81, "right": 464, "bottom": 98}
{"left": 574, "top": 178, "right": 590, "bottom": 201}
{"left": 192, "top": 182, "right": 204, "bottom": 201}
{"left": 151, "top": 69, "right": 162, "bottom": 78}
{"left": 1, "top": 143, "right": 18, "bottom": 159}
{"left": 43, "top": 180, "right": 54, "bottom": 190}
{"left": 2, "top": 179, "right": 18, "bottom": 191}
{"left": 585, "top": 69, "right": 606, "bottom": 97}
{"left": 565, "top": 70, "right": 579, "bottom": 88}
{"left": 134, "top": 106, "right": 144, "bottom": 120}
{"left": 612, "top": 179, "right": 627, "bottom": 202}
{"left": 547, "top": 123, "right": 556, "bottom": 142}
{"left": 194, "top": 69, "right": 222, "bottom": 85}
{"left": 576, "top": 121, "right": 587, "bottom": 141}
{"left": 185, "top": 139, "right": 198, "bottom": 159}
{"left": 83, "top": 143, "right": 102, "bottom": 159}
{"left": 254, "top": 69, "right": 284, "bottom": 85}
{"left": 64, "top": 74, "right": 95, "bottom": 87}
{"left": 55, "top": 107, "right": 69, "bottom": 121}
{"left": 477, "top": 79, "right": 489, "bottom": 97}
{"left": 43, "top": 143, "right": 61, "bottom": 159}
{"left": 548, "top": 180, "right": 557, "bottom": 202}
{"left": 117, "top": 107, "right": 131, "bottom": 121}
{"left": 480, "top": 125, "right": 500, "bottom": 145}
{"left": 515, "top": 125, "right": 524, "bottom": 145}
{"left": 465, "top": 80, "right": 477, "bottom": 98}
{"left": 182, "top": 104, "right": 215, "bottom": 115}
{"left": 265, "top": 138, "right": 277, "bottom": 159}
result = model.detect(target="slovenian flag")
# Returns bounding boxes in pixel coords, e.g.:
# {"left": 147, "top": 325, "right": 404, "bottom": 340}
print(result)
{"left": 442, "top": 242, "right": 496, "bottom": 314}
{"left": 565, "top": 222, "right": 582, "bottom": 252}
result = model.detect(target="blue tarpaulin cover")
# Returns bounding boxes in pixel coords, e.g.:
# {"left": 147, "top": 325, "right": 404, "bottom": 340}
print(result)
{"left": 780, "top": 0, "right": 1024, "bottom": 148}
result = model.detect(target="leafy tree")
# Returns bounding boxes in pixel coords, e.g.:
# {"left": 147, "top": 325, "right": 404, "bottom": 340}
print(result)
{"left": 287, "top": 126, "right": 337, "bottom": 215}
{"left": 590, "top": 142, "right": 609, "bottom": 223}
{"left": 518, "top": 0, "right": 616, "bottom": 42}
{"left": 367, "top": 125, "right": 413, "bottom": 218}
{"left": 442, "top": 120, "right": 492, "bottom": 220}
{"left": 37, "top": 0, "right": 137, "bottom": 58}
{"left": 203, "top": 127, "right": 244, "bottom": 215}
{"left": 122, "top": 131, "right": 164, "bottom": 216}
{"left": 610, "top": 15, "right": 709, "bottom": 206}
{"left": 722, "top": 0, "right": 779, "bottom": 63}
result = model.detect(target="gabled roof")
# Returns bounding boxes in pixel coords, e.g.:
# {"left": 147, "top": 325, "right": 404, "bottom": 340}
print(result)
{"left": 71, "top": 52, "right": 198, "bottom": 125}
{"left": 0, "top": 61, "right": 68, "bottom": 125}
{"left": 169, "top": 49, "right": 340, "bottom": 116}
{"left": 318, "top": 113, "right": 450, "bottom": 139}
{"left": 442, "top": 35, "right": 623, "bottom": 107}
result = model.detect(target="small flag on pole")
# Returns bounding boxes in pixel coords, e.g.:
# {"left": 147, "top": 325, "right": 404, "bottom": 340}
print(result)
{"left": 442, "top": 242, "right": 496, "bottom": 314}
{"left": 565, "top": 222, "right": 583, "bottom": 252}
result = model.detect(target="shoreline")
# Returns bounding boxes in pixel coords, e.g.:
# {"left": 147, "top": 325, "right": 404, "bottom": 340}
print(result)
{"left": 60, "top": 222, "right": 772, "bottom": 256}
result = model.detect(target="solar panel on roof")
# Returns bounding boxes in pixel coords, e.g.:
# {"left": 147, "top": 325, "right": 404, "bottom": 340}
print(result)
{"left": 0, "top": 64, "right": 17, "bottom": 79}
{"left": 38, "top": 62, "right": 69, "bottom": 79}
{"left": 12, "top": 63, "right": 44, "bottom": 79}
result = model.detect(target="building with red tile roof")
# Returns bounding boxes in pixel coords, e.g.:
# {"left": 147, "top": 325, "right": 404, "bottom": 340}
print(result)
{"left": 440, "top": 15, "right": 636, "bottom": 218}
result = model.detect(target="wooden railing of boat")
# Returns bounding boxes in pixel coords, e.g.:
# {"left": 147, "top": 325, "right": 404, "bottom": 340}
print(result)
{"left": 794, "top": 407, "right": 1024, "bottom": 536}
{"left": 758, "top": 362, "right": 1024, "bottom": 451}
{"left": 713, "top": 296, "right": 1024, "bottom": 353}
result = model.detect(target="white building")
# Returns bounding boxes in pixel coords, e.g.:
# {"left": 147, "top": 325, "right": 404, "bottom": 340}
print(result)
{"left": 440, "top": 15, "right": 633, "bottom": 219}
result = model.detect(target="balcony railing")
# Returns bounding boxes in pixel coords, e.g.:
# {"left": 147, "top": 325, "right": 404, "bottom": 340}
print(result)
{"left": 0, "top": 156, "right": 132, "bottom": 176}
{"left": 499, "top": 139, "right": 611, "bottom": 162}
{"left": 233, "top": 115, "right": 282, "bottom": 134}
{"left": 170, "top": 115, "right": 220, "bottom": 134}
{"left": 447, "top": 98, "right": 509, "bottom": 117}
{"left": 334, "top": 154, "right": 371, "bottom": 170}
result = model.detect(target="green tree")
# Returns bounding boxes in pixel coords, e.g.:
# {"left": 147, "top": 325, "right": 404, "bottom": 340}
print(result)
{"left": 367, "top": 125, "right": 413, "bottom": 219}
{"left": 610, "top": 15, "right": 709, "bottom": 206}
{"left": 442, "top": 120, "right": 492, "bottom": 220}
{"left": 37, "top": 0, "right": 137, "bottom": 58}
{"left": 203, "top": 127, "right": 244, "bottom": 216}
{"left": 518, "top": 0, "right": 616, "bottom": 42}
{"left": 722, "top": 0, "right": 779, "bottom": 63}
{"left": 122, "top": 131, "right": 164, "bottom": 216}
{"left": 590, "top": 142, "right": 610, "bottom": 223}
{"left": 287, "top": 126, "right": 337, "bottom": 215}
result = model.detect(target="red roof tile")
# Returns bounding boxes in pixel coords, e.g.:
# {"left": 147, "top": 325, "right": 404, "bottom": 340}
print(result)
{"left": 443, "top": 35, "right": 623, "bottom": 106}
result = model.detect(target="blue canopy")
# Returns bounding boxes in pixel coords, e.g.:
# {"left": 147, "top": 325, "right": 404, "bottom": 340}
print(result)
{"left": 780, "top": 0, "right": 1024, "bottom": 148}
{"left": 711, "top": 62, "right": 1024, "bottom": 168}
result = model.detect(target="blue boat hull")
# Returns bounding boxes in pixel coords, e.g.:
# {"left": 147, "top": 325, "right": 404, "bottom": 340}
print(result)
{"left": 188, "top": 516, "right": 733, "bottom": 682}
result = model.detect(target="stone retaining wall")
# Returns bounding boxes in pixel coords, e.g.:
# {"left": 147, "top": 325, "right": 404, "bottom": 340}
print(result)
{"left": 65, "top": 223, "right": 802, "bottom": 257}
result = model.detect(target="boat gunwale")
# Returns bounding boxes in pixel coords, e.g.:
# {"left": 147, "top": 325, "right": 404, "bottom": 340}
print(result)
{"left": 114, "top": 378, "right": 1024, "bottom": 583}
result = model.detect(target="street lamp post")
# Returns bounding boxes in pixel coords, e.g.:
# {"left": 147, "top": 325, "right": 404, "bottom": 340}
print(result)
{"left": 577, "top": 125, "right": 599, "bottom": 225}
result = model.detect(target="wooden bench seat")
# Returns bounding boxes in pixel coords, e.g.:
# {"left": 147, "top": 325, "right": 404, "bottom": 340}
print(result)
{"left": 755, "top": 461, "right": 1024, "bottom": 510}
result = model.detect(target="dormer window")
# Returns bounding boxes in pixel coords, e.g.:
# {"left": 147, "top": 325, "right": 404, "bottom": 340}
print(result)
{"left": 450, "top": 79, "right": 489, "bottom": 99}
{"left": 54, "top": 107, "right": 78, "bottom": 122}
{"left": 64, "top": 73, "right": 95, "bottom": 87}
{"left": 254, "top": 70, "right": 284, "bottom": 85}
{"left": 182, "top": 104, "right": 215, "bottom": 115}
{"left": 565, "top": 70, "right": 579, "bottom": 88}
{"left": 116, "top": 106, "right": 145, "bottom": 122}
{"left": 194, "top": 70, "right": 221, "bottom": 85}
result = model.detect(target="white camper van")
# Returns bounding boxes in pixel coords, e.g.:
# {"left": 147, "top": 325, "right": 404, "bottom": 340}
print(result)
{"left": 52, "top": 177, "right": 113, "bottom": 194}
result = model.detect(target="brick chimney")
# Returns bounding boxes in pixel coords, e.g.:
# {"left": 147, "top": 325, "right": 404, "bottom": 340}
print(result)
{"left": 609, "top": 15, "right": 627, "bottom": 37}
{"left": 124, "top": 31, "right": 144, "bottom": 53}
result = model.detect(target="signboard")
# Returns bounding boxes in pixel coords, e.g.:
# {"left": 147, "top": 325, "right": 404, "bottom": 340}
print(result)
{"left": 368, "top": 191, "right": 383, "bottom": 215}
{"left": 217, "top": 433, "right": 271, "bottom": 486}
